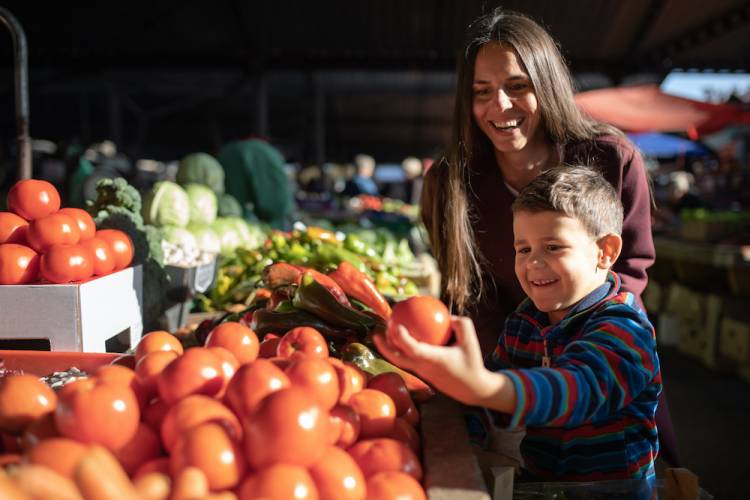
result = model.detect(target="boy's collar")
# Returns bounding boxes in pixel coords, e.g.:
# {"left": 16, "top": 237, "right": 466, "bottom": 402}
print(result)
{"left": 518, "top": 271, "right": 620, "bottom": 326}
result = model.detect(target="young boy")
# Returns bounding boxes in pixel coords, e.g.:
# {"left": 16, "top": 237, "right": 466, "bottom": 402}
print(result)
{"left": 375, "top": 166, "right": 662, "bottom": 481}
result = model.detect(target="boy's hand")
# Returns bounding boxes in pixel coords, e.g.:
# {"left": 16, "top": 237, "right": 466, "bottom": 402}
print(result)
{"left": 374, "top": 316, "right": 512, "bottom": 410}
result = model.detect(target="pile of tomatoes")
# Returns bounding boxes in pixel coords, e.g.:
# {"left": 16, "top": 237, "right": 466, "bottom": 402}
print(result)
{"left": 0, "top": 322, "right": 428, "bottom": 499}
{"left": 0, "top": 179, "right": 134, "bottom": 285}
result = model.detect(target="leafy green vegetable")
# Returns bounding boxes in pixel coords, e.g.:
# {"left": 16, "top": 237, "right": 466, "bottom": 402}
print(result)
{"left": 142, "top": 181, "right": 190, "bottom": 228}
{"left": 217, "top": 193, "right": 243, "bottom": 217}
{"left": 176, "top": 152, "right": 225, "bottom": 194}
{"left": 184, "top": 183, "right": 218, "bottom": 225}
{"left": 187, "top": 222, "right": 221, "bottom": 254}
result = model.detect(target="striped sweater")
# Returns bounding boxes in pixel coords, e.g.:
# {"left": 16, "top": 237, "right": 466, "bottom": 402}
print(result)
{"left": 486, "top": 272, "right": 661, "bottom": 481}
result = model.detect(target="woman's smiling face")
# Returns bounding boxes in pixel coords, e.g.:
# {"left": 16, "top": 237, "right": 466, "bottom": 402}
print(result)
{"left": 472, "top": 43, "right": 543, "bottom": 156}
{"left": 513, "top": 210, "right": 609, "bottom": 324}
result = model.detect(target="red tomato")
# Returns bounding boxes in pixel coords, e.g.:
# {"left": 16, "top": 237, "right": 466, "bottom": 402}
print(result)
{"left": 388, "top": 296, "right": 452, "bottom": 346}
{"left": 0, "top": 244, "right": 39, "bottom": 285}
{"left": 223, "top": 359, "right": 291, "bottom": 418}
{"left": 0, "top": 375, "right": 58, "bottom": 435}
{"left": 327, "top": 403, "right": 360, "bottom": 448}
{"left": 135, "top": 330, "right": 184, "bottom": 361}
{"left": 135, "top": 350, "right": 180, "bottom": 401}
{"left": 25, "top": 437, "right": 87, "bottom": 479}
{"left": 26, "top": 213, "right": 81, "bottom": 253}
{"left": 258, "top": 334, "right": 281, "bottom": 359}
{"left": 204, "top": 322, "right": 259, "bottom": 365}
{"left": 238, "top": 464, "right": 319, "bottom": 500}
{"left": 367, "top": 372, "right": 412, "bottom": 416}
{"left": 160, "top": 395, "right": 242, "bottom": 453}
{"left": 157, "top": 347, "right": 224, "bottom": 404}
{"left": 386, "top": 417, "right": 421, "bottom": 454}
{"left": 19, "top": 413, "right": 59, "bottom": 450}
{"left": 401, "top": 401, "right": 420, "bottom": 427}
{"left": 366, "top": 471, "right": 426, "bottom": 500}
{"left": 0, "top": 212, "right": 29, "bottom": 244}
{"left": 79, "top": 236, "right": 115, "bottom": 276}
{"left": 308, "top": 446, "right": 366, "bottom": 500}
{"left": 142, "top": 398, "right": 171, "bottom": 434}
{"left": 94, "top": 364, "right": 148, "bottom": 411}
{"left": 170, "top": 422, "right": 246, "bottom": 491}
{"left": 327, "top": 358, "right": 365, "bottom": 404}
{"left": 96, "top": 229, "right": 134, "bottom": 270}
{"left": 347, "top": 438, "right": 423, "bottom": 480}
{"left": 7, "top": 179, "right": 61, "bottom": 221}
{"left": 113, "top": 422, "right": 163, "bottom": 476}
{"left": 285, "top": 358, "right": 340, "bottom": 410}
{"left": 40, "top": 243, "right": 94, "bottom": 283}
{"left": 347, "top": 389, "right": 397, "bottom": 439}
{"left": 206, "top": 346, "right": 239, "bottom": 398}
{"left": 243, "top": 387, "right": 328, "bottom": 469}
{"left": 57, "top": 208, "right": 96, "bottom": 240}
{"left": 276, "top": 327, "right": 329, "bottom": 359}
{"left": 54, "top": 378, "right": 140, "bottom": 451}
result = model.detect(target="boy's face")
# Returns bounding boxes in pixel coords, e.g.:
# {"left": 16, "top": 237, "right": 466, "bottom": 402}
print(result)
{"left": 513, "top": 210, "right": 615, "bottom": 324}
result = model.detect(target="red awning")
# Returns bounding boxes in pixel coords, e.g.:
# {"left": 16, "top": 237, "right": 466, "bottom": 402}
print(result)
{"left": 575, "top": 84, "right": 750, "bottom": 138}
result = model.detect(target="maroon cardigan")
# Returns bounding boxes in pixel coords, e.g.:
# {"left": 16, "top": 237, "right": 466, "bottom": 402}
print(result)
{"left": 422, "top": 135, "right": 655, "bottom": 355}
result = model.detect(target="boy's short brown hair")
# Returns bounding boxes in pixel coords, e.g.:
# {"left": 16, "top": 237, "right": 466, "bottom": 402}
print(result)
{"left": 511, "top": 166, "right": 623, "bottom": 238}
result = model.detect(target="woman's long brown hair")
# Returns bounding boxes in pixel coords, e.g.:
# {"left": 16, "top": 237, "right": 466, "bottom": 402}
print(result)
{"left": 425, "top": 8, "right": 623, "bottom": 314}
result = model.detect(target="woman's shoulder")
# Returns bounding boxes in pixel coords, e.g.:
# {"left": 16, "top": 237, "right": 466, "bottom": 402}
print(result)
{"left": 563, "top": 133, "right": 639, "bottom": 169}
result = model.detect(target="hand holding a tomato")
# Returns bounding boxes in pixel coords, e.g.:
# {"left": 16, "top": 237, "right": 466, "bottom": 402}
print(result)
{"left": 375, "top": 316, "right": 516, "bottom": 412}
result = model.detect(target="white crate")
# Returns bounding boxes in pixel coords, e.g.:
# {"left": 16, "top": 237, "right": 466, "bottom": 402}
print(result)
{"left": 0, "top": 265, "right": 143, "bottom": 352}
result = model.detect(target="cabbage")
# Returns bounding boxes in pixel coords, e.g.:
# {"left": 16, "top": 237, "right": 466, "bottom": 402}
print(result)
{"left": 184, "top": 183, "right": 218, "bottom": 225}
{"left": 161, "top": 225, "right": 198, "bottom": 249}
{"left": 187, "top": 222, "right": 221, "bottom": 254}
{"left": 142, "top": 181, "right": 190, "bottom": 227}
{"left": 218, "top": 193, "right": 243, "bottom": 217}
{"left": 177, "top": 153, "right": 225, "bottom": 194}
{"left": 212, "top": 217, "right": 243, "bottom": 255}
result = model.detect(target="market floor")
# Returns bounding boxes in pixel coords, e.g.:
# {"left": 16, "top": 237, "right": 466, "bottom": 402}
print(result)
{"left": 658, "top": 345, "right": 750, "bottom": 500}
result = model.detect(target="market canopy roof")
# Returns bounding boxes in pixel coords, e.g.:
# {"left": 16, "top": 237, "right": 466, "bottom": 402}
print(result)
{"left": 575, "top": 84, "right": 750, "bottom": 136}
{"left": 626, "top": 132, "right": 713, "bottom": 158}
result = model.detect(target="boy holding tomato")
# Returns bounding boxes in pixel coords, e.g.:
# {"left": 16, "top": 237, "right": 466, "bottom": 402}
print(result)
{"left": 375, "top": 166, "right": 661, "bottom": 482}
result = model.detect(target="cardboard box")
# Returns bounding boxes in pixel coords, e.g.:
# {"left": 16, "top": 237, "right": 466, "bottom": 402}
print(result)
{"left": 0, "top": 266, "right": 143, "bottom": 352}
{"left": 719, "top": 318, "right": 750, "bottom": 365}
{"left": 665, "top": 284, "right": 723, "bottom": 368}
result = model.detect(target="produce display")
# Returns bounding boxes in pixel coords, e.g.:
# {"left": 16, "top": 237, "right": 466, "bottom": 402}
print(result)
{"left": 0, "top": 312, "right": 432, "bottom": 499}
{"left": 0, "top": 179, "right": 133, "bottom": 285}
{"left": 199, "top": 224, "right": 424, "bottom": 312}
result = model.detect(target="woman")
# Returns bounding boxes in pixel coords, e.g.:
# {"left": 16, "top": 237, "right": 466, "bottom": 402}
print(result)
{"left": 420, "top": 8, "right": 679, "bottom": 466}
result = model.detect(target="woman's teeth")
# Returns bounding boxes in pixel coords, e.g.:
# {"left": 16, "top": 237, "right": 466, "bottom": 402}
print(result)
{"left": 491, "top": 119, "right": 522, "bottom": 130}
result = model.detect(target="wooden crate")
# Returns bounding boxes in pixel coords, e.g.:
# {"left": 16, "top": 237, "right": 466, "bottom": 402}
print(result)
{"left": 665, "top": 284, "right": 723, "bottom": 368}
{"left": 718, "top": 318, "right": 750, "bottom": 365}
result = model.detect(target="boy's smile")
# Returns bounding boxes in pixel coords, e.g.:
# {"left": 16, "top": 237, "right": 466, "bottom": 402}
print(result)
{"left": 513, "top": 210, "right": 614, "bottom": 324}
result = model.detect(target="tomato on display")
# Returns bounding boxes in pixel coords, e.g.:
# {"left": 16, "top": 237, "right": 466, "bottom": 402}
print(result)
{"left": 388, "top": 296, "right": 452, "bottom": 346}
{"left": 79, "top": 236, "right": 116, "bottom": 276}
{"left": 7, "top": 179, "right": 61, "bottom": 221}
{"left": 40, "top": 243, "right": 94, "bottom": 283}
{"left": 0, "top": 244, "right": 39, "bottom": 285}
{"left": 57, "top": 208, "right": 96, "bottom": 241}
{"left": 95, "top": 229, "right": 134, "bottom": 271}
{"left": 26, "top": 213, "right": 81, "bottom": 253}
{"left": 0, "top": 212, "right": 29, "bottom": 244}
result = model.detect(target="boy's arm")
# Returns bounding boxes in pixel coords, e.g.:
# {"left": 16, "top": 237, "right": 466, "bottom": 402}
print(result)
{"left": 373, "top": 317, "right": 518, "bottom": 414}
{"left": 499, "top": 304, "right": 660, "bottom": 429}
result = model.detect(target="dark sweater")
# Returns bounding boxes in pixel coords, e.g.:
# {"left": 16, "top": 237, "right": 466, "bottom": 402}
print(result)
{"left": 422, "top": 135, "right": 655, "bottom": 355}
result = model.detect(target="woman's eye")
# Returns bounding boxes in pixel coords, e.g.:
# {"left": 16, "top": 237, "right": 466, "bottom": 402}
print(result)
{"left": 508, "top": 83, "right": 529, "bottom": 92}
{"left": 546, "top": 245, "right": 561, "bottom": 251}
{"left": 516, "top": 247, "right": 530, "bottom": 254}
{"left": 473, "top": 88, "right": 491, "bottom": 97}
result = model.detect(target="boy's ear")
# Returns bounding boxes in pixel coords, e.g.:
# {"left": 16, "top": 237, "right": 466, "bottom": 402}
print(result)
{"left": 596, "top": 233, "right": 622, "bottom": 269}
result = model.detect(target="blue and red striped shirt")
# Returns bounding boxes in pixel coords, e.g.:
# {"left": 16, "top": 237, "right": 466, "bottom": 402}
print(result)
{"left": 486, "top": 272, "right": 661, "bottom": 481}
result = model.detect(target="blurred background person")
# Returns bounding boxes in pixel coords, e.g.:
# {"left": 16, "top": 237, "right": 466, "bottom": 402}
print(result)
{"left": 342, "top": 153, "right": 379, "bottom": 197}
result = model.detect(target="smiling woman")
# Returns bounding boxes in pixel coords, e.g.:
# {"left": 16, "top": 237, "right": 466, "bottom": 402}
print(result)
{"left": 419, "top": 6, "right": 682, "bottom": 467}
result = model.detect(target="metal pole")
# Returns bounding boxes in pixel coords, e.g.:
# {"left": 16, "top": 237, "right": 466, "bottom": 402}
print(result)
{"left": 0, "top": 7, "right": 31, "bottom": 180}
